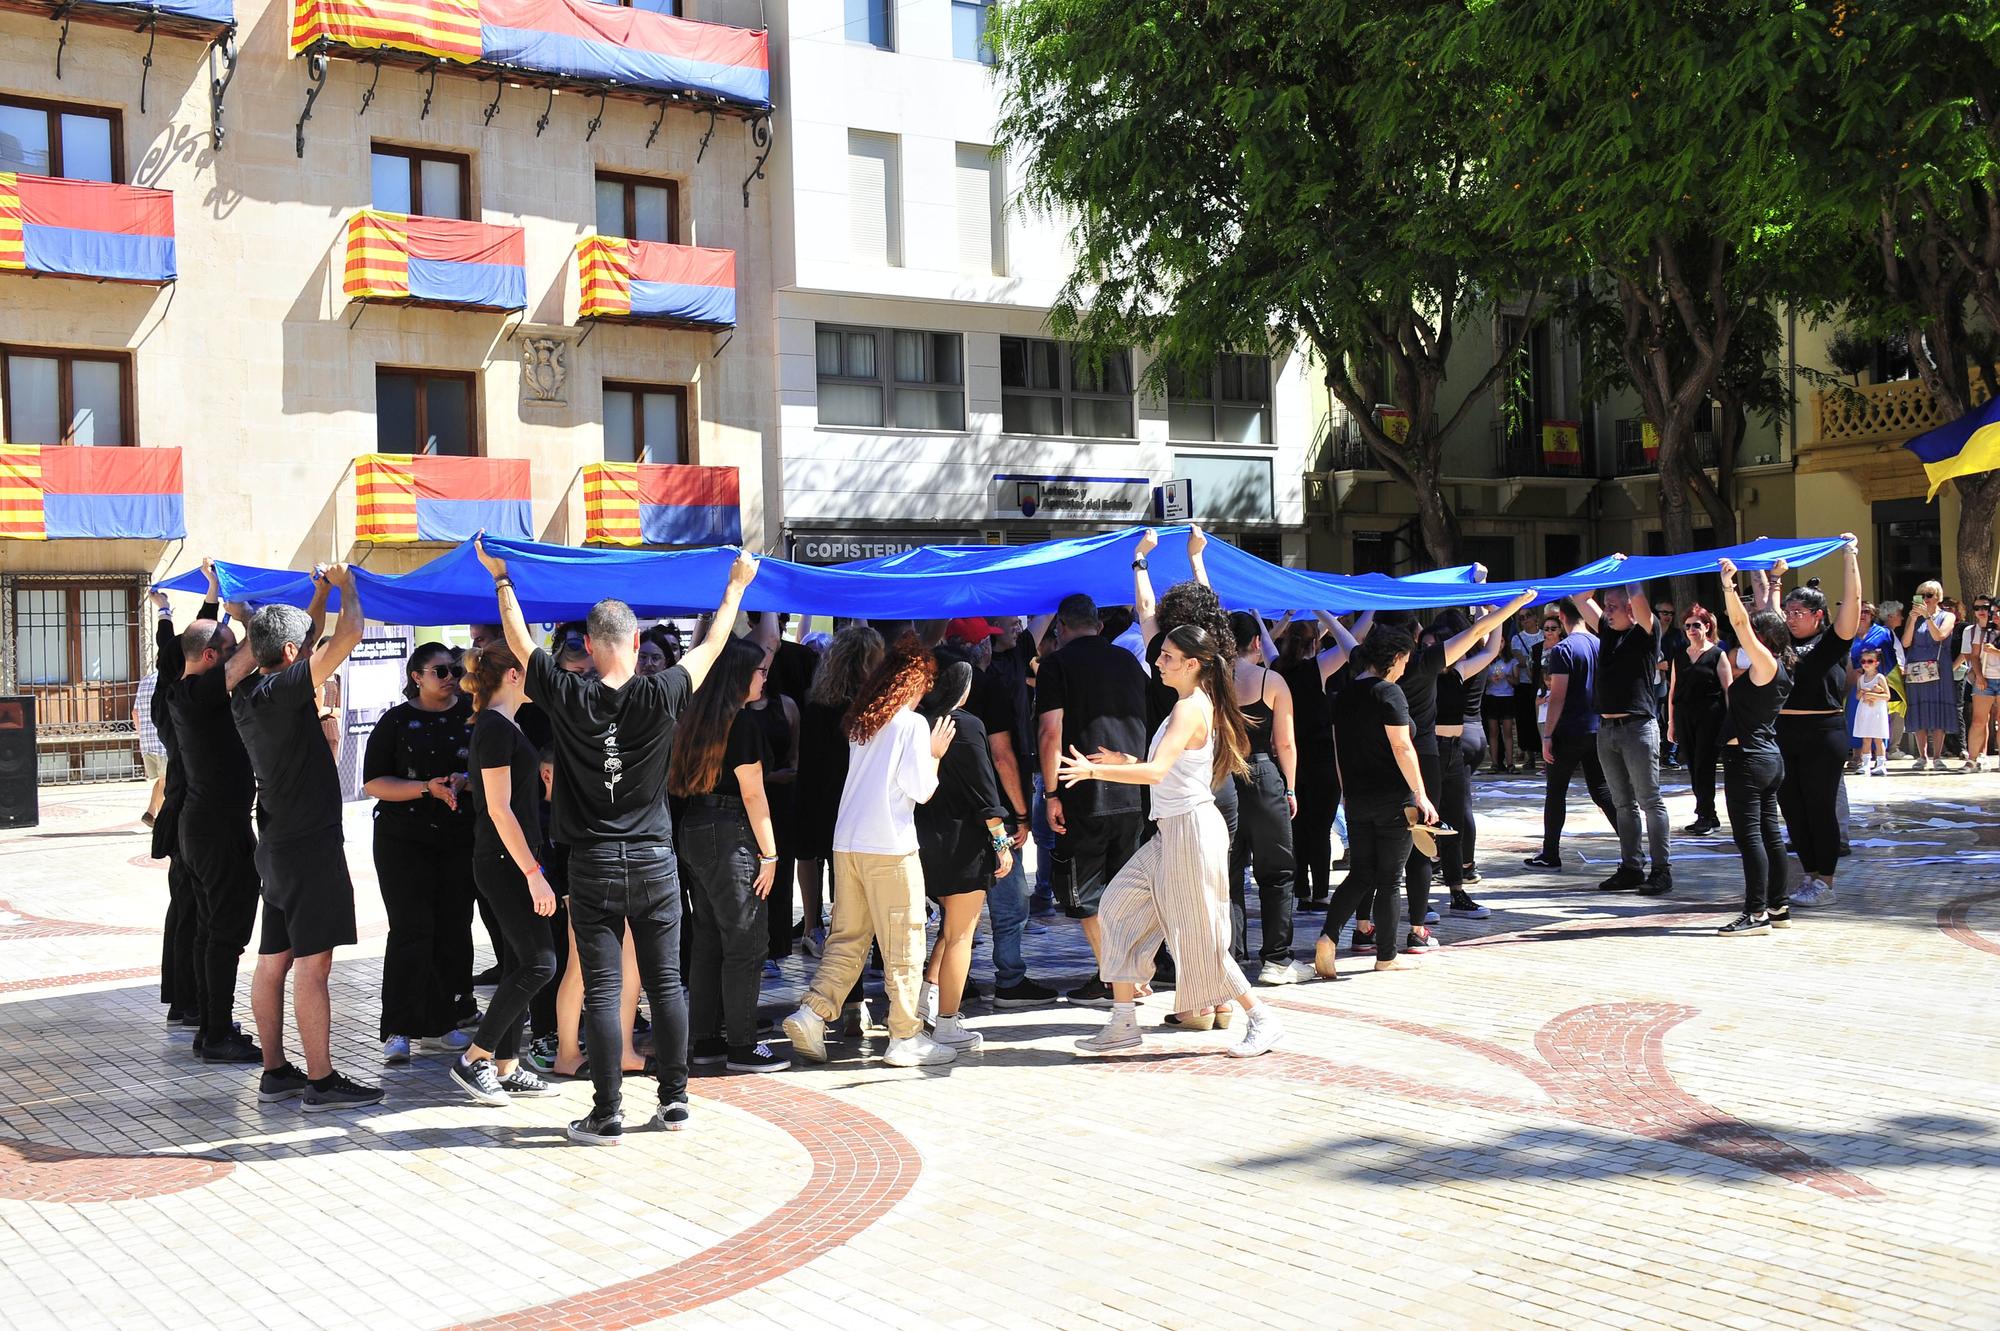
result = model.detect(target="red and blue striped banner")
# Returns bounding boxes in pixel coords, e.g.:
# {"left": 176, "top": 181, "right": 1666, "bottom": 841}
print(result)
{"left": 0, "top": 446, "right": 185, "bottom": 541}
{"left": 583, "top": 462, "right": 739, "bottom": 546}
{"left": 0, "top": 174, "right": 175, "bottom": 285}
{"left": 576, "top": 236, "right": 735, "bottom": 327}
{"left": 356, "top": 453, "right": 532, "bottom": 544}
{"left": 343, "top": 210, "right": 526, "bottom": 311}
{"left": 292, "top": 0, "right": 769, "bottom": 109}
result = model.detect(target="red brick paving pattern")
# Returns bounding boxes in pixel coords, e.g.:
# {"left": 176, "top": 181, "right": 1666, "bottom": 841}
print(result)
{"left": 0, "top": 1136, "right": 233, "bottom": 1203}
{"left": 1937, "top": 889, "right": 2000, "bottom": 958}
{"left": 449, "top": 1075, "right": 922, "bottom": 1331}
{"left": 0, "top": 898, "right": 159, "bottom": 940}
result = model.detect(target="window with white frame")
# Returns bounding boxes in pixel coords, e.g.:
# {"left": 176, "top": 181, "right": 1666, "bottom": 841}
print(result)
{"left": 816, "top": 326, "right": 965, "bottom": 430}
{"left": 847, "top": 131, "right": 901, "bottom": 267}
{"left": 1000, "top": 338, "right": 1135, "bottom": 438}
{"left": 954, "top": 143, "right": 1006, "bottom": 277}
{"left": 1166, "top": 353, "right": 1273, "bottom": 444}
{"left": 951, "top": 0, "right": 994, "bottom": 62}
{"left": 844, "top": 0, "right": 892, "bottom": 48}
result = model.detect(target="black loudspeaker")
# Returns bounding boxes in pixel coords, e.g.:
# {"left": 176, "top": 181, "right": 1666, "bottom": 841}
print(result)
{"left": 0, "top": 695, "right": 38, "bottom": 830}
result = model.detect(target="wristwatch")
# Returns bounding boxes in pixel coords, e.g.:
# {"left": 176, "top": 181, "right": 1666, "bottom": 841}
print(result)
{"left": 1131, "top": 557, "right": 1148, "bottom": 571}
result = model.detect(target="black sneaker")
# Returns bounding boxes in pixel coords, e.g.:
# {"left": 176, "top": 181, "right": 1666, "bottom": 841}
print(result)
{"left": 196, "top": 1026, "right": 263, "bottom": 1065}
{"left": 1405, "top": 928, "right": 1441, "bottom": 952}
{"left": 1523, "top": 853, "right": 1562, "bottom": 870}
{"left": 1767, "top": 905, "right": 1792, "bottom": 929}
{"left": 992, "top": 978, "right": 1059, "bottom": 1009}
{"left": 166, "top": 1004, "right": 191, "bottom": 1026}
{"left": 1637, "top": 867, "right": 1674, "bottom": 897}
{"left": 1682, "top": 819, "right": 1720, "bottom": 835}
{"left": 302, "top": 1071, "right": 386, "bottom": 1114}
{"left": 449, "top": 1055, "right": 511, "bottom": 1106}
{"left": 1598, "top": 865, "right": 1646, "bottom": 892}
{"left": 257, "top": 1062, "right": 311, "bottom": 1104}
{"left": 650, "top": 1102, "right": 692, "bottom": 1131}
{"left": 1717, "top": 912, "right": 1770, "bottom": 936}
{"left": 690, "top": 1037, "right": 729, "bottom": 1067}
{"left": 500, "top": 1066, "right": 557, "bottom": 1096}
{"left": 1348, "top": 928, "right": 1379, "bottom": 955}
{"left": 1459, "top": 868, "right": 1483, "bottom": 886}
{"left": 567, "top": 1110, "right": 623, "bottom": 1146}
{"left": 726, "top": 1042, "right": 790, "bottom": 1073}
{"left": 1066, "top": 977, "right": 1115, "bottom": 1007}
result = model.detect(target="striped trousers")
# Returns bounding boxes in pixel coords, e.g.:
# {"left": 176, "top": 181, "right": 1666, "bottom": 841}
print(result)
{"left": 1098, "top": 804, "right": 1251, "bottom": 1012}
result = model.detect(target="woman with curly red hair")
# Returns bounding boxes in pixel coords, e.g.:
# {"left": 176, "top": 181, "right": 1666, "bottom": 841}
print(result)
{"left": 784, "top": 633, "right": 959, "bottom": 1067}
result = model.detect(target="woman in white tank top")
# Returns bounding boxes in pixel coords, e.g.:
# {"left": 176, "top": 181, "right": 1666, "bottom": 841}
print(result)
{"left": 1055, "top": 623, "right": 1285, "bottom": 1058}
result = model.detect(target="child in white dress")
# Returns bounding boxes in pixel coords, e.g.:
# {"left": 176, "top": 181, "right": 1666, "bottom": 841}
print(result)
{"left": 1853, "top": 649, "right": 1891, "bottom": 775}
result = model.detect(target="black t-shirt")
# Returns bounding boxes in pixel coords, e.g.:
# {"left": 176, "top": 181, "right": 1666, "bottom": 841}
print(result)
{"left": 527, "top": 648, "right": 692, "bottom": 845}
{"left": 1785, "top": 629, "right": 1854, "bottom": 711}
{"left": 1397, "top": 637, "right": 1447, "bottom": 750}
{"left": 1034, "top": 633, "right": 1149, "bottom": 818}
{"left": 708, "top": 708, "right": 773, "bottom": 799}
{"left": 966, "top": 665, "right": 1018, "bottom": 749}
{"left": 231, "top": 658, "right": 342, "bottom": 844}
{"left": 467, "top": 708, "right": 545, "bottom": 861}
{"left": 1279, "top": 659, "right": 1331, "bottom": 755}
{"left": 769, "top": 639, "right": 818, "bottom": 709}
{"left": 1594, "top": 622, "right": 1661, "bottom": 718}
{"left": 1723, "top": 665, "right": 1791, "bottom": 755}
{"left": 363, "top": 697, "right": 476, "bottom": 846}
{"left": 915, "top": 710, "right": 1007, "bottom": 890}
{"left": 1332, "top": 676, "right": 1414, "bottom": 812}
{"left": 988, "top": 639, "right": 1037, "bottom": 765}
{"left": 170, "top": 666, "right": 255, "bottom": 819}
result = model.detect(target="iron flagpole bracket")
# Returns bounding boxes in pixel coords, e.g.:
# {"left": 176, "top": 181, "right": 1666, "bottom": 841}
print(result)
{"left": 644, "top": 98, "right": 667, "bottom": 148}
{"left": 695, "top": 107, "right": 717, "bottom": 162}
{"left": 357, "top": 58, "right": 382, "bottom": 117}
{"left": 481, "top": 76, "right": 503, "bottom": 125}
{"left": 418, "top": 60, "right": 439, "bottom": 120}
{"left": 535, "top": 85, "right": 555, "bottom": 136}
{"left": 207, "top": 26, "right": 237, "bottom": 148}
{"left": 741, "top": 114, "right": 772, "bottom": 209}
{"left": 584, "top": 89, "right": 607, "bottom": 141}
{"left": 136, "top": 9, "right": 159, "bottom": 113}
{"left": 295, "top": 47, "right": 329, "bottom": 158}
{"left": 53, "top": 2, "right": 73, "bottom": 80}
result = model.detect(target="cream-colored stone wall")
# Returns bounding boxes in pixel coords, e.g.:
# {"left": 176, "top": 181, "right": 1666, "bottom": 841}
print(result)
{"left": 0, "top": 0, "right": 779, "bottom": 593}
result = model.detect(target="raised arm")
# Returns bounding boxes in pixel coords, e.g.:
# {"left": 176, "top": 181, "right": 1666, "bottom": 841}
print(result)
{"left": 1313, "top": 610, "right": 1359, "bottom": 681}
{"left": 1716, "top": 559, "right": 1776, "bottom": 685}
{"left": 1832, "top": 535, "right": 1861, "bottom": 640}
{"left": 1443, "top": 591, "right": 1537, "bottom": 668}
{"left": 1628, "top": 584, "right": 1655, "bottom": 633}
{"left": 1187, "top": 523, "right": 1210, "bottom": 588}
{"left": 474, "top": 534, "right": 539, "bottom": 665}
{"left": 1257, "top": 612, "right": 1287, "bottom": 665}
{"left": 1454, "top": 623, "right": 1506, "bottom": 679}
{"left": 1133, "top": 528, "right": 1160, "bottom": 643}
{"left": 1576, "top": 594, "right": 1605, "bottom": 632}
{"left": 309, "top": 565, "right": 363, "bottom": 690}
{"left": 681, "top": 552, "right": 759, "bottom": 692}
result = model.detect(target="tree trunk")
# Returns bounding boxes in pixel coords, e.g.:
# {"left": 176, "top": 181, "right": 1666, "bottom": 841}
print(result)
{"left": 1956, "top": 472, "right": 2000, "bottom": 600}
{"left": 1687, "top": 398, "right": 1743, "bottom": 546}
{"left": 1409, "top": 448, "right": 1462, "bottom": 566}
{"left": 1655, "top": 420, "right": 1703, "bottom": 612}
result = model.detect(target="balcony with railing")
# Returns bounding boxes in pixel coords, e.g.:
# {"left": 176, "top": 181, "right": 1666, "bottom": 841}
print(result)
{"left": 1610, "top": 421, "right": 1719, "bottom": 477}
{"left": 582, "top": 461, "right": 740, "bottom": 546}
{"left": 342, "top": 210, "right": 526, "bottom": 312}
{"left": 576, "top": 236, "right": 735, "bottom": 329}
{"left": 1494, "top": 418, "right": 1596, "bottom": 478}
{"left": 1811, "top": 377, "right": 1994, "bottom": 449}
{"left": 353, "top": 453, "right": 532, "bottom": 543}
{"left": 0, "top": 175, "right": 176, "bottom": 285}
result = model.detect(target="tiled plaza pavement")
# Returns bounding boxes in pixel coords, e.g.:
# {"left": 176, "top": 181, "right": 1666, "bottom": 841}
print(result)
{"left": 2, "top": 767, "right": 1997, "bottom": 1330}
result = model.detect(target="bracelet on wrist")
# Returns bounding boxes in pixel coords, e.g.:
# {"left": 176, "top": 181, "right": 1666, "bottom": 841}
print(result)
{"left": 757, "top": 853, "right": 778, "bottom": 864}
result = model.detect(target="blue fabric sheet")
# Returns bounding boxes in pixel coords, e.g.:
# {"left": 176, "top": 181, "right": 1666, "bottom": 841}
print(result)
{"left": 155, "top": 529, "right": 1851, "bottom": 623}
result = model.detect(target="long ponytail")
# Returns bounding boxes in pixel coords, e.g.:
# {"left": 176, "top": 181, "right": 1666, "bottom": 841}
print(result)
{"left": 1165, "top": 623, "right": 1251, "bottom": 789}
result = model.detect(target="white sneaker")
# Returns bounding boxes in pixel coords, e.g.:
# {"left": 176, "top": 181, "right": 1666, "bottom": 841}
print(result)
{"left": 1228, "top": 1006, "right": 1284, "bottom": 1058}
{"left": 381, "top": 1036, "right": 411, "bottom": 1065}
{"left": 916, "top": 981, "right": 940, "bottom": 1028}
{"left": 882, "top": 1032, "right": 956, "bottom": 1067}
{"left": 1073, "top": 1015, "right": 1143, "bottom": 1055}
{"left": 929, "top": 1013, "right": 983, "bottom": 1053}
{"left": 1790, "top": 879, "right": 1834, "bottom": 907}
{"left": 781, "top": 1006, "right": 828, "bottom": 1063}
{"left": 422, "top": 1029, "right": 472, "bottom": 1053}
{"left": 1257, "top": 960, "right": 1311, "bottom": 986}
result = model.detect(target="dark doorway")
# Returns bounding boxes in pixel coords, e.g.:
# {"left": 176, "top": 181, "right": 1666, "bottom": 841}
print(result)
{"left": 1542, "top": 532, "right": 1583, "bottom": 578}
{"left": 1873, "top": 498, "right": 1941, "bottom": 601}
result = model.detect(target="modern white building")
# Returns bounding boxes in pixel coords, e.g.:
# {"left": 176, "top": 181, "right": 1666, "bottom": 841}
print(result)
{"left": 760, "top": 0, "right": 1312, "bottom": 566}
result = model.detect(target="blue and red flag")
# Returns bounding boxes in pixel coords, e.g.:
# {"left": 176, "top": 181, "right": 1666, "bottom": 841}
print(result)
{"left": 343, "top": 211, "right": 526, "bottom": 311}
{"left": 583, "top": 462, "right": 740, "bottom": 546}
{"left": 0, "top": 446, "right": 186, "bottom": 541}
{"left": 356, "top": 454, "right": 533, "bottom": 543}
{"left": 0, "top": 174, "right": 176, "bottom": 285}
{"left": 576, "top": 236, "right": 735, "bottom": 327}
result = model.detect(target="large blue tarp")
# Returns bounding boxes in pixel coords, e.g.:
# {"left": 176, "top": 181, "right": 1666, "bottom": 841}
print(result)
{"left": 87, "top": 0, "right": 234, "bottom": 25}
{"left": 156, "top": 529, "right": 1851, "bottom": 622}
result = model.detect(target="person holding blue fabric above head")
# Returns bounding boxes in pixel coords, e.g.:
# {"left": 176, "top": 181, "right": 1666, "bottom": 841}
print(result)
{"left": 1779, "top": 535, "right": 1862, "bottom": 909}
{"left": 1575, "top": 575, "right": 1672, "bottom": 896}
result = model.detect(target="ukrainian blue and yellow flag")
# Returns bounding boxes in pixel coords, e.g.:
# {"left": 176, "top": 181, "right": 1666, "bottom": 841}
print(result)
{"left": 1906, "top": 395, "right": 2000, "bottom": 500}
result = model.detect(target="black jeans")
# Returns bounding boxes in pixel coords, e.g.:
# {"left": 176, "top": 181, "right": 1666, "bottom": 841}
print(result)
{"left": 471, "top": 851, "right": 558, "bottom": 1061}
{"left": 162, "top": 854, "right": 202, "bottom": 1012}
{"left": 681, "top": 798, "right": 768, "bottom": 1049}
{"left": 1323, "top": 804, "right": 1409, "bottom": 961}
{"left": 1439, "top": 730, "right": 1485, "bottom": 888}
{"left": 528, "top": 843, "right": 569, "bottom": 1039}
{"left": 568, "top": 840, "right": 688, "bottom": 1118}
{"left": 1723, "top": 748, "right": 1787, "bottom": 915}
{"left": 763, "top": 783, "right": 797, "bottom": 960}
{"left": 1402, "top": 746, "right": 1443, "bottom": 921}
{"left": 1683, "top": 704, "right": 1726, "bottom": 824}
{"left": 178, "top": 814, "right": 262, "bottom": 1042}
{"left": 373, "top": 828, "right": 475, "bottom": 1041}
{"left": 1228, "top": 753, "right": 1297, "bottom": 965}
{"left": 1540, "top": 730, "right": 1616, "bottom": 860}
{"left": 1775, "top": 713, "right": 1846, "bottom": 877}
{"left": 1290, "top": 747, "right": 1338, "bottom": 902}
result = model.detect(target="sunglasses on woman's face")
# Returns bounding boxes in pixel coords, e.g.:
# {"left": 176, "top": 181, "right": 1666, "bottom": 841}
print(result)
{"left": 1683, "top": 621, "right": 1703, "bottom": 631}
{"left": 427, "top": 663, "right": 465, "bottom": 680}
{"left": 1542, "top": 624, "right": 1560, "bottom": 632}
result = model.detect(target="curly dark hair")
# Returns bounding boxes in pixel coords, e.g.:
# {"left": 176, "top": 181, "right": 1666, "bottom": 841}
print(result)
{"left": 1354, "top": 626, "right": 1415, "bottom": 677}
{"left": 842, "top": 632, "right": 937, "bottom": 744}
{"left": 1156, "top": 579, "right": 1233, "bottom": 659}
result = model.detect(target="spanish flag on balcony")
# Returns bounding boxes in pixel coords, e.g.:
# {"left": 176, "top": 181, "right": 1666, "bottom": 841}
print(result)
{"left": 1906, "top": 395, "right": 2000, "bottom": 501}
{"left": 355, "top": 453, "right": 533, "bottom": 543}
{"left": 582, "top": 462, "right": 740, "bottom": 546}
{"left": 577, "top": 236, "right": 735, "bottom": 328}
{"left": 0, "top": 446, "right": 186, "bottom": 541}
{"left": 1541, "top": 420, "right": 1582, "bottom": 466}
{"left": 0, "top": 174, "right": 176, "bottom": 285}
{"left": 343, "top": 211, "right": 526, "bottom": 312}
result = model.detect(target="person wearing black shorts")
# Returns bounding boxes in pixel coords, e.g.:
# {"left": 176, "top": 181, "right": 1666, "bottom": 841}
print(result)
{"left": 226, "top": 565, "right": 379, "bottom": 1113}
{"left": 1035, "top": 592, "right": 1150, "bottom": 1007}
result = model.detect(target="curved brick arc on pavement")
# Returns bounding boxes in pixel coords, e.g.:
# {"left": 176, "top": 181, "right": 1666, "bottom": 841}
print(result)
{"left": 451, "top": 1074, "right": 922, "bottom": 1331}
{"left": 1127, "top": 999, "right": 1880, "bottom": 1201}
{"left": 0, "top": 1136, "right": 233, "bottom": 1203}
{"left": 0, "top": 899, "right": 160, "bottom": 940}
{"left": 1938, "top": 889, "right": 2000, "bottom": 958}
